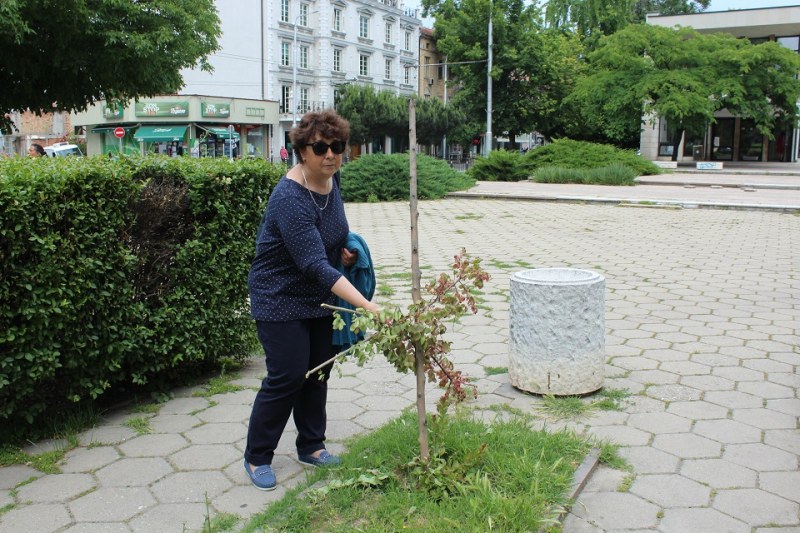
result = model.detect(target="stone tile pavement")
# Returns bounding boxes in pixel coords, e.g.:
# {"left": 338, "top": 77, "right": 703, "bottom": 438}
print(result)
{"left": 1, "top": 198, "right": 798, "bottom": 532}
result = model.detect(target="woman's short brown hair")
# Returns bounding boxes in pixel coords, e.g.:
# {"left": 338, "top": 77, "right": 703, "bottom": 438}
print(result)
{"left": 289, "top": 109, "right": 350, "bottom": 162}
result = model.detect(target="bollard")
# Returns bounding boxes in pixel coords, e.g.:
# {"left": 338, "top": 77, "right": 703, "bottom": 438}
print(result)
{"left": 509, "top": 268, "right": 605, "bottom": 395}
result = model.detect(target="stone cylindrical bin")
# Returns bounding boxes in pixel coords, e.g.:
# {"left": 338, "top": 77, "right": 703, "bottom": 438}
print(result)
{"left": 509, "top": 268, "right": 605, "bottom": 395}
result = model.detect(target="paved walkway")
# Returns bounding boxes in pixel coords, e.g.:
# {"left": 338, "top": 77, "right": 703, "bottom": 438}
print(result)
{"left": 1, "top": 178, "right": 798, "bottom": 532}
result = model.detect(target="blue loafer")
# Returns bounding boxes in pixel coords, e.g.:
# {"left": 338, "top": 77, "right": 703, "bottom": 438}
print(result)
{"left": 298, "top": 450, "right": 341, "bottom": 467}
{"left": 244, "top": 458, "right": 277, "bottom": 491}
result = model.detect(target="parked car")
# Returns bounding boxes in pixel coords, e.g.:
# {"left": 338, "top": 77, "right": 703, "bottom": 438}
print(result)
{"left": 44, "top": 142, "right": 84, "bottom": 157}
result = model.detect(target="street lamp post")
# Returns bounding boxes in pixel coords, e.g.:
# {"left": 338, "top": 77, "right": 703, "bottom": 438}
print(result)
{"left": 484, "top": 2, "right": 493, "bottom": 157}
{"left": 292, "top": 9, "right": 318, "bottom": 165}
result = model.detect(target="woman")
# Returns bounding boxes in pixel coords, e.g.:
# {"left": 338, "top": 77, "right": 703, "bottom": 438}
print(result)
{"left": 244, "top": 109, "right": 379, "bottom": 491}
{"left": 28, "top": 143, "right": 46, "bottom": 157}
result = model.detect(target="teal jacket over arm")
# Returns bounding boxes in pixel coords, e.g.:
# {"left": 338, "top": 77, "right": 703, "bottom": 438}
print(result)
{"left": 332, "top": 232, "right": 375, "bottom": 351}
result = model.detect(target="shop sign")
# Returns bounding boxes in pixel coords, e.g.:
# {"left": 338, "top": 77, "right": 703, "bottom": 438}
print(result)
{"left": 103, "top": 104, "right": 124, "bottom": 119}
{"left": 201, "top": 103, "right": 231, "bottom": 117}
{"left": 135, "top": 101, "right": 189, "bottom": 117}
{"left": 245, "top": 107, "right": 265, "bottom": 117}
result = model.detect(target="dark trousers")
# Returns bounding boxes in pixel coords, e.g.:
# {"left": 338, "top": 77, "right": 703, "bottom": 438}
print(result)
{"left": 244, "top": 316, "right": 335, "bottom": 466}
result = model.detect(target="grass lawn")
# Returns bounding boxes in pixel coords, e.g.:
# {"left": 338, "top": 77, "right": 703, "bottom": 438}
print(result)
{"left": 240, "top": 407, "right": 615, "bottom": 533}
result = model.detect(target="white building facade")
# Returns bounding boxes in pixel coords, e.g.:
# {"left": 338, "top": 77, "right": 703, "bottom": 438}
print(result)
{"left": 180, "top": 0, "right": 421, "bottom": 160}
{"left": 643, "top": 6, "right": 800, "bottom": 164}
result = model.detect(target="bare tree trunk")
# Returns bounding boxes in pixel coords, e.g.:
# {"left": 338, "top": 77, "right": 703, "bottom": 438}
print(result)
{"left": 408, "top": 98, "right": 429, "bottom": 462}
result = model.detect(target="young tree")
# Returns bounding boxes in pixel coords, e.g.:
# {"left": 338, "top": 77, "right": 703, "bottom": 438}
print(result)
{"left": 567, "top": 24, "right": 800, "bottom": 158}
{"left": 422, "top": 0, "right": 585, "bottom": 146}
{"left": 0, "top": 0, "right": 220, "bottom": 133}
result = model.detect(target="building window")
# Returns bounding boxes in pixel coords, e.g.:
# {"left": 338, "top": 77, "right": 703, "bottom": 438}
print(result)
{"left": 360, "top": 54, "right": 369, "bottom": 76}
{"left": 300, "top": 46, "right": 309, "bottom": 69}
{"left": 405, "top": 31, "right": 411, "bottom": 50}
{"left": 300, "top": 87, "right": 309, "bottom": 112}
{"left": 333, "top": 49, "right": 342, "bottom": 72}
{"left": 299, "top": 3, "right": 309, "bottom": 26}
{"left": 281, "top": 85, "right": 291, "bottom": 113}
{"left": 385, "top": 59, "right": 392, "bottom": 80}
{"left": 333, "top": 8, "right": 342, "bottom": 32}
{"left": 359, "top": 15, "right": 369, "bottom": 39}
{"left": 281, "top": 0, "right": 289, "bottom": 23}
{"left": 385, "top": 22, "right": 392, "bottom": 44}
{"left": 404, "top": 66, "right": 410, "bottom": 84}
{"left": 424, "top": 56, "right": 430, "bottom": 77}
{"left": 778, "top": 35, "right": 800, "bottom": 52}
{"left": 281, "top": 42, "right": 290, "bottom": 66}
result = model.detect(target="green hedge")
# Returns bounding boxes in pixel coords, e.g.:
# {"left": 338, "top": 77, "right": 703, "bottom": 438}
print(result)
{"left": 340, "top": 153, "right": 475, "bottom": 202}
{"left": 466, "top": 139, "right": 662, "bottom": 182}
{"left": 0, "top": 156, "right": 280, "bottom": 431}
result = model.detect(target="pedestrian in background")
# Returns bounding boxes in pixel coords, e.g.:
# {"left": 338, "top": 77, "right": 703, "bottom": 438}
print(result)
{"left": 28, "top": 144, "right": 46, "bottom": 157}
{"left": 279, "top": 145, "right": 289, "bottom": 164}
{"left": 244, "top": 109, "right": 378, "bottom": 491}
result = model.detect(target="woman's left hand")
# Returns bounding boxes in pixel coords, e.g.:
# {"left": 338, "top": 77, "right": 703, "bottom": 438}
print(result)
{"left": 341, "top": 248, "right": 357, "bottom": 268}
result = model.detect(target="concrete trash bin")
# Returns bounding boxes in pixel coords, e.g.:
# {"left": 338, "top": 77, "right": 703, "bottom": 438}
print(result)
{"left": 509, "top": 268, "right": 605, "bottom": 395}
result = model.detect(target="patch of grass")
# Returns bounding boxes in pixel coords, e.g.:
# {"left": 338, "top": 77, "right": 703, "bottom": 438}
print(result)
{"left": 376, "top": 282, "right": 395, "bottom": 297}
{"left": 597, "top": 442, "right": 629, "bottom": 471}
{"left": 0, "top": 503, "right": 15, "bottom": 516}
{"left": 593, "top": 388, "right": 632, "bottom": 411}
{"left": 240, "top": 409, "right": 597, "bottom": 533}
{"left": 383, "top": 272, "right": 413, "bottom": 280}
{"left": 539, "top": 395, "right": 591, "bottom": 419}
{"left": 618, "top": 472, "right": 636, "bottom": 492}
{"left": 124, "top": 416, "right": 152, "bottom": 435}
{"left": 454, "top": 213, "right": 484, "bottom": 220}
{"left": 488, "top": 258, "right": 518, "bottom": 269}
{"left": 193, "top": 375, "right": 245, "bottom": 398}
{"left": 130, "top": 402, "right": 163, "bottom": 415}
{"left": 485, "top": 366, "right": 508, "bottom": 376}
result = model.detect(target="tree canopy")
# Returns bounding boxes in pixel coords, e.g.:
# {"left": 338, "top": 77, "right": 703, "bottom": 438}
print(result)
{"left": 567, "top": 24, "right": 800, "bottom": 155}
{"left": 0, "top": 0, "right": 221, "bottom": 133}
{"left": 422, "top": 0, "right": 585, "bottom": 146}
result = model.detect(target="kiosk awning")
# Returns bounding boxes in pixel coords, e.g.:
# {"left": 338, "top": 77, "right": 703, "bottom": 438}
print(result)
{"left": 134, "top": 125, "right": 187, "bottom": 142}
{"left": 197, "top": 125, "right": 240, "bottom": 139}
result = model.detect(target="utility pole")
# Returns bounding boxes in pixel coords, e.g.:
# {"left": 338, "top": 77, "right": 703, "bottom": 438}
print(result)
{"left": 485, "top": 1, "right": 493, "bottom": 157}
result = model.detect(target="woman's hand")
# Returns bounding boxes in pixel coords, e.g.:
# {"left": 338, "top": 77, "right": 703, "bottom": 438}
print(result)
{"left": 341, "top": 247, "right": 358, "bottom": 268}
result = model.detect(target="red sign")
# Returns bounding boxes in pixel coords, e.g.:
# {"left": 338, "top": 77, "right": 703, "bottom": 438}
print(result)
{"left": 113, "top": 127, "right": 126, "bottom": 139}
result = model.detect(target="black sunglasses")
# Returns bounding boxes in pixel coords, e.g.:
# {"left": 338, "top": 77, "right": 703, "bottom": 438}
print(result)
{"left": 306, "top": 140, "right": 347, "bottom": 156}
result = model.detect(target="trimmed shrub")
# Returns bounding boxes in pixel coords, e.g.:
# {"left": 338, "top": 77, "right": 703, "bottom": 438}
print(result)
{"left": 525, "top": 139, "right": 662, "bottom": 176}
{"left": 466, "top": 149, "right": 534, "bottom": 182}
{"left": 340, "top": 153, "right": 475, "bottom": 202}
{"left": 0, "top": 156, "right": 281, "bottom": 432}
{"left": 534, "top": 162, "right": 638, "bottom": 186}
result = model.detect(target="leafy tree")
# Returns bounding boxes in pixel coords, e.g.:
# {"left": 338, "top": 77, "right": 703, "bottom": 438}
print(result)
{"left": 568, "top": 24, "right": 800, "bottom": 158}
{"left": 545, "top": 0, "right": 710, "bottom": 47}
{"left": 422, "top": 0, "right": 585, "bottom": 146}
{"left": 0, "top": 0, "right": 221, "bottom": 133}
{"left": 414, "top": 97, "right": 466, "bottom": 147}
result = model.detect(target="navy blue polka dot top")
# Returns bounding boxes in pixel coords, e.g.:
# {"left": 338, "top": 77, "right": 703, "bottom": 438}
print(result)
{"left": 248, "top": 174, "right": 348, "bottom": 321}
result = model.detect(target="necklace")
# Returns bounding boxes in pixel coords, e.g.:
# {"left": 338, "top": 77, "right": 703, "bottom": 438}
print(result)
{"left": 300, "top": 165, "right": 330, "bottom": 211}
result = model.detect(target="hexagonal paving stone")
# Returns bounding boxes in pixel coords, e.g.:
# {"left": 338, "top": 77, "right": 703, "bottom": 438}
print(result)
{"left": 148, "top": 414, "right": 202, "bottom": 433}
{"left": 194, "top": 404, "right": 252, "bottom": 424}
{"left": 646, "top": 384, "right": 702, "bottom": 402}
{"left": 0, "top": 503, "right": 72, "bottom": 532}
{"left": 693, "top": 419, "right": 762, "bottom": 444}
{"left": 764, "top": 429, "right": 800, "bottom": 455}
{"left": 681, "top": 458, "right": 757, "bottom": 489}
{"left": 732, "top": 408, "right": 797, "bottom": 429}
{"left": 630, "top": 473, "right": 711, "bottom": 507}
{"left": 95, "top": 457, "right": 173, "bottom": 487}
{"left": 723, "top": 443, "right": 798, "bottom": 471}
{"left": 157, "top": 396, "right": 210, "bottom": 415}
{"left": 570, "top": 492, "right": 659, "bottom": 530}
{"left": 760, "top": 471, "right": 800, "bottom": 503}
{"left": 117, "top": 434, "right": 189, "bottom": 458}
{"left": 713, "top": 488, "right": 798, "bottom": 526}
{"left": 681, "top": 374, "right": 736, "bottom": 391}
{"left": 658, "top": 507, "right": 749, "bottom": 533}
{"left": 666, "top": 400, "right": 728, "bottom": 420}
{"left": 77, "top": 425, "right": 137, "bottom": 446}
{"left": 128, "top": 502, "right": 207, "bottom": 532}
{"left": 0, "top": 464, "right": 42, "bottom": 489}
{"left": 587, "top": 425, "right": 651, "bottom": 446}
{"left": 704, "top": 390, "right": 763, "bottom": 409}
{"left": 61, "top": 522, "right": 131, "bottom": 532}
{"left": 169, "top": 444, "right": 240, "bottom": 471}
{"left": 15, "top": 473, "right": 96, "bottom": 503}
{"left": 765, "top": 398, "right": 800, "bottom": 416}
{"left": 184, "top": 422, "right": 245, "bottom": 444}
{"left": 150, "top": 471, "right": 232, "bottom": 503}
{"left": 712, "top": 366, "right": 764, "bottom": 382}
{"left": 628, "top": 369, "right": 680, "bottom": 385}
{"left": 60, "top": 446, "right": 120, "bottom": 473}
{"left": 653, "top": 434, "right": 722, "bottom": 459}
{"left": 619, "top": 446, "right": 680, "bottom": 474}
{"left": 627, "top": 412, "right": 692, "bottom": 434}
{"left": 69, "top": 487, "right": 155, "bottom": 522}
